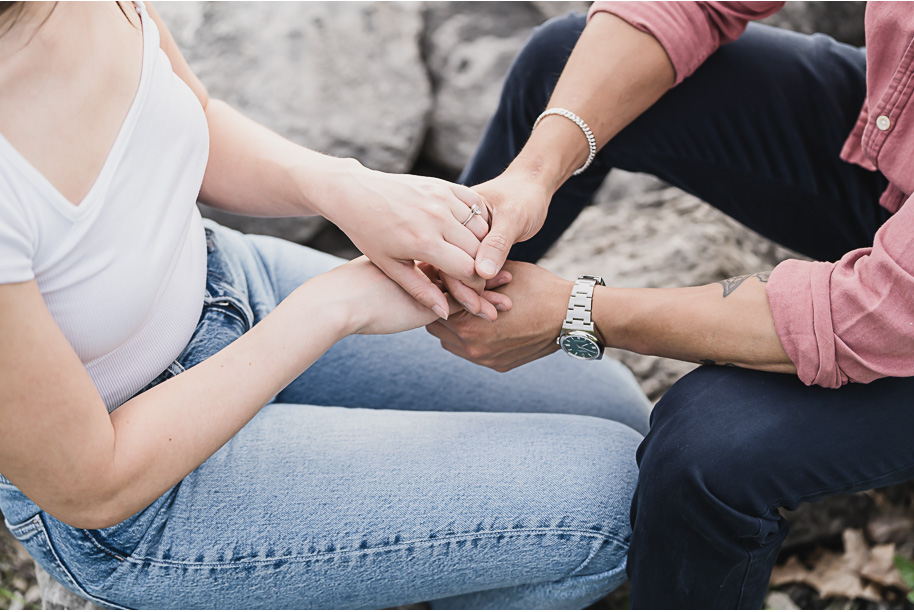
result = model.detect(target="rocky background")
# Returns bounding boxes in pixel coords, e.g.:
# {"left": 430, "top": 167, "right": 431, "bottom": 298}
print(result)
{"left": 7, "top": 2, "right": 914, "bottom": 610}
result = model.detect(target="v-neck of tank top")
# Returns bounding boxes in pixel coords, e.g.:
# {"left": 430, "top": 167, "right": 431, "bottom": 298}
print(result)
{"left": 0, "top": 2, "right": 154, "bottom": 221}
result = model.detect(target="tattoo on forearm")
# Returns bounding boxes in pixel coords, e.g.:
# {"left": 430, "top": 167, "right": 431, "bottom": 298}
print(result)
{"left": 700, "top": 359, "right": 738, "bottom": 367}
{"left": 716, "top": 271, "right": 771, "bottom": 298}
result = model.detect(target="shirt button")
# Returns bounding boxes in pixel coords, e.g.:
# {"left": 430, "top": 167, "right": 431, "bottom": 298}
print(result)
{"left": 876, "top": 115, "right": 892, "bottom": 131}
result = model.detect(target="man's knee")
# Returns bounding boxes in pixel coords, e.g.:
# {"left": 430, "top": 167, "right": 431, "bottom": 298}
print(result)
{"left": 636, "top": 368, "right": 784, "bottom": 528}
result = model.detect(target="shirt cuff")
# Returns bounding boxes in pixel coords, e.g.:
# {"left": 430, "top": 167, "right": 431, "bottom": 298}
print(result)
{"left": 767, "top": 259, "right": 844, "bottom": 388}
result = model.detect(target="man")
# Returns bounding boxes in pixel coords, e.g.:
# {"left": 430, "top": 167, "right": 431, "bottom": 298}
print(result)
{"left": 426, "top": 2, "right": 914, "bottom": 608}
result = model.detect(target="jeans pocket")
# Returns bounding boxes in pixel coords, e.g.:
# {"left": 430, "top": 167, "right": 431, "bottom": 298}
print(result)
{"left": 176, "top": 293, "right": 251, "bottom": 371}
{"left": 5, "top": 515, "right": 123, "bottom": 609}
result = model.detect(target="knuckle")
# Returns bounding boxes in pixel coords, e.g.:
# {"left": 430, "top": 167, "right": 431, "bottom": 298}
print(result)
{"left": 464, "top": 345, "right": 488, "bottom": 360}
{"left": 462, "top": 261, "right": 478, "bottom": 280}
{"left": 485, "top": 233, "right": 511, "bottom": 253}
{"left": 412, "top": 235, "right": 434, "bottom": 255}
{"left": 410, "top": 287, "right": 431, "bottom": 305}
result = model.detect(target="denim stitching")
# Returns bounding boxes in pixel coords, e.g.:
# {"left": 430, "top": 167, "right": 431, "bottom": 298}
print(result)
{"left": 567, "top": 532, "right": 618, "bottom": 577}
{"left": 5, "top": 515, "right": 42, "bottom": 539}
{"left": 16, "top": 516, "right": 126, "bottom": 610}
{"left": 83, "top": 527, "right": 625, "bottom": 570}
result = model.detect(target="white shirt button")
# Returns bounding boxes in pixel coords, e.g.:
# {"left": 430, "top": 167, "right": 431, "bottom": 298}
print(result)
{"left": 876, "top": 115, "right": 892, "bottom": 131}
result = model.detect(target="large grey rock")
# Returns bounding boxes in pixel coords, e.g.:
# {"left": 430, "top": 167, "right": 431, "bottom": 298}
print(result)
{"left": 422, "top": 2, "right": 589, "bottom": 175}
{"left": 155, "top": 1, "right": 430, "bottom": 246}
{"left": 539, "top": 183, "right": 804, "bottom": 401}
{"left": 762, "top": 1, "right": 866, "bottom": 47}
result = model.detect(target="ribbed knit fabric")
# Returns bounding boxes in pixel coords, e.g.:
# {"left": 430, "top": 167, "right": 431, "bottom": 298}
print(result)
{"left": 0, "top": 2, "right": 209, "bottom": 410}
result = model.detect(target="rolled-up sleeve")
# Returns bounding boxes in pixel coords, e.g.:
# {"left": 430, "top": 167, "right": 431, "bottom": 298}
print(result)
{"left": 589, "top": 1, "right": 784, "bottom": 85}
{"left": 767, "top": 197, "right": 914, "bottom": 388}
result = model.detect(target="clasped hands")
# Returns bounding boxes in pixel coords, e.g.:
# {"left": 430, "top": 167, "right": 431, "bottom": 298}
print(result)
{"left": 327, "top": 164, "right": 571, "bottom": 372}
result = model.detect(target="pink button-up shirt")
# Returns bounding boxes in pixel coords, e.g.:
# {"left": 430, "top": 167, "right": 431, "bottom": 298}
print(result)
{"left": 590, "top": 1, "right": 914, "bottom": 388}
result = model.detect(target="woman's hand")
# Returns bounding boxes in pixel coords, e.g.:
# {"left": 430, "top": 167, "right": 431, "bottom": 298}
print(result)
{"left": 317, "top": 256, "right": 455, "bottom": 336}
{"left": 317, "top": 163, "right": 493, "bottom": 320}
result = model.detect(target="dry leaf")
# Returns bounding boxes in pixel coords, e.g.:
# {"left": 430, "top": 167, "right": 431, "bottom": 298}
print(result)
{"left": 770, "top": 556, "right": 811, "bottom": 587}
{"left": 861, "top": 543, "right": 907, "bottom": 589}
{"left": 764, "top": 591, "right": 800, "bottom": 610}
{"left": 768, "top": 529, "right": 883, "bottom": 601}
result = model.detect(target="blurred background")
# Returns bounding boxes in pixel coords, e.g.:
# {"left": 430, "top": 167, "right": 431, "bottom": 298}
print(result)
{"left": 8, "top": 2, "right": 914, "bottom": 609}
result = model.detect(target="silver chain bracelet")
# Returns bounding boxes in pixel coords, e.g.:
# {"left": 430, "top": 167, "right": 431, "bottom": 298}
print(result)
{"left": 532, "top": 107, "right": 597, "bottom": 176}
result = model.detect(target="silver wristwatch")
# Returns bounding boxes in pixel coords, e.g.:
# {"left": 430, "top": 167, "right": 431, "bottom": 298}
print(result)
{"left": 556, "top": 275, "right": 605, "bottom": 360}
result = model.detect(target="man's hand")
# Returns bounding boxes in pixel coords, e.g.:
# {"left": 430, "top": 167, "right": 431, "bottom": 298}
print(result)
{"left": 427, "top": 261, "right": 573, "bottom": 372}
{"left": 472, "top": 170, "right": 552, "bottom": 280}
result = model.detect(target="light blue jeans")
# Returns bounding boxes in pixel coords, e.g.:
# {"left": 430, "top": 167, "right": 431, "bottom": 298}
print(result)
{"left": 0, "top": 221, "right": 651, "bottom": 609}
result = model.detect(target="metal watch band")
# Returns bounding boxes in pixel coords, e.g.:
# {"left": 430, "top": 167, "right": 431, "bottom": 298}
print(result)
{"left": 563, "top": 275, "right": 604, "bottom": 334}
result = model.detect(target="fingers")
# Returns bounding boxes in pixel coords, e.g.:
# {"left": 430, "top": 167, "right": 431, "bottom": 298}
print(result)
{"left": 425, "top": 319, "right": 462, "bottom": 344}
{"left": 379, "top": 257, "right": 449, "bottom": 320}
{"left": 475, "top": 209, "right": 518, "bottom": 280}
{"left": 427, "top": 242, "right": 486, "bottom": 291}
{"left": 485, "top": 270, "right": 512, "bottom": 290}
{"left": 447, "top": 200, "right": 488, "bottom": 242}
{"left": 442, "top": 221, "right": 483, "bottom": 261}
{"left": 482, "top": 290, "right": 512, "bottom": 313}
{"left": 449, "top": 184, "right": 490, "bottom": 223}
{"left": 445, "top": 275, "right": 498, "bottom": 321}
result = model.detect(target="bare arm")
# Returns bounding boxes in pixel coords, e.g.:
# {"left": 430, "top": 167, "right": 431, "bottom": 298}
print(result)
{"left": 147, "top": 3, "right": 499, "bottom": 320}
{"left": 0, "top": 259, "right": 441, "bottom": 530}
{"left": 428, "top": 262, "right": 794, "bottom": 375}
{"left": 595, "top": 272, "right": 793, "bottom": 372}
{"left": 473, "top": 13, "right": 675, "bottom": 277}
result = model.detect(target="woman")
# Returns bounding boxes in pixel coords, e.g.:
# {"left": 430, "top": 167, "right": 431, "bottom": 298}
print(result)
{"left": 0, "top": 2, "right": 650, "bottom": 608}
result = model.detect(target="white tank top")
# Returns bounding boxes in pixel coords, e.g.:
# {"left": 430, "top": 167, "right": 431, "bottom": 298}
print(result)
{"left": 0, "top": 2, "right": 209, "bottom": 411}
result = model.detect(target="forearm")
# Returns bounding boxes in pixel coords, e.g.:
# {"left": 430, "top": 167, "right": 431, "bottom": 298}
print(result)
{"left": 595, "top": 274, "right": 795, "bottom": 373}
{"left": 199, "top": 99, "right": 361, "bottom": 218}
{"left": 509, "top": 12, "right": 675, "bottom": 194}
{"left": 80, "top": 275, "right": 353, "bottom": 528}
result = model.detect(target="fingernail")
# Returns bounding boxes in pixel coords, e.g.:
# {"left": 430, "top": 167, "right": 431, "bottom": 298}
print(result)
{"left": 477, "top": 312, "right": 493, "bottom": 322}
{"left": 478, "top": 259, "right": 497, "bottom": 277}
{"left": 461, "top": 301, "right": 476, "bottom": 314}
{"left": 495, "top": 303, "right": 507, "bottom": 312}
{"left": 432, "top": 305, "right": 448, "bottom": 320}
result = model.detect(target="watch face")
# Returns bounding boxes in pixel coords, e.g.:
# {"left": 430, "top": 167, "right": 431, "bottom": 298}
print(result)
{"left": 561, "top": 333, "right": 601, "bottom": 360}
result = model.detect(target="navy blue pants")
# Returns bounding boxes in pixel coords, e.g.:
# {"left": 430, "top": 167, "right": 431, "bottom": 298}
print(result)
{"left": 461, "top": 14, "right": 914, "bottom": 609}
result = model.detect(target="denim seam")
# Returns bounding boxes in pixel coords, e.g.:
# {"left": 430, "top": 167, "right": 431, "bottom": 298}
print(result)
{"left": 5, "top": 515, "right": 41, "bottom": 539}
{"left": 23, "top": 517, "right": 126, "bottom": 610}
{"left": 84, "top": 527, "right": 622, "bottom": 570}
{"left": 203, "top": 294, "right": 253, "bottom": 330}
{"left": 568, "top": 532, "right": 616, "bottom": 577}
{"left": 206, "top": 304, "right": 248, "bottom": 328}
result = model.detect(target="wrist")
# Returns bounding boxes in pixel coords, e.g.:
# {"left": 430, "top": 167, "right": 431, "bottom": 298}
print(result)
{"left": 291, "top": 156, "right": 367, "bottom": 222}
{"left": 592, "top": 285, "right": 629, "bottom": 349}
{"left": 505, "top": 153, "right": 566, "bottom": 197}
{"left": 512, "top": 112, "right": 596, "bottom": 193}
{"left": 289, "top": 273, "right": 360, "bottom": 342}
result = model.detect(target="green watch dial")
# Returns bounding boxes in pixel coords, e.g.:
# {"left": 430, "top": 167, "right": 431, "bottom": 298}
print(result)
{"left": 561, "top": 334, "right": 601, "bottom": 360}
